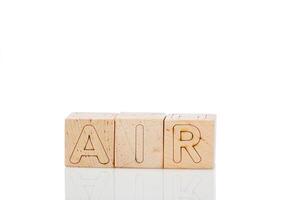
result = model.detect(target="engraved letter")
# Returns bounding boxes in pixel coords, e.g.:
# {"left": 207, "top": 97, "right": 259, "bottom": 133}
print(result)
{"left": 173, "top": 124, "right": 201, "bottom": 163}
{"left": 70, "top": 125, "right": 109, "bottom": 164}
{"left": 135, "top": 124, "right": 144, "bottom": 163}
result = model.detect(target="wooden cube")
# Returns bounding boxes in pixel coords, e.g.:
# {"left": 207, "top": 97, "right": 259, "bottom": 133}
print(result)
{"left": 164, "top": 114, "right": 215, "bottom": 169}
{"left": 115, "top": 113, "right": 166, "bottom": 168}
{"left": 65, "top": 113, "right": 115, "bottom": 168}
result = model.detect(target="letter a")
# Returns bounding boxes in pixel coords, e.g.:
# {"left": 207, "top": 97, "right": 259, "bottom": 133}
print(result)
{"left": 70, "top": 124, "right": 109, "bottom": 164}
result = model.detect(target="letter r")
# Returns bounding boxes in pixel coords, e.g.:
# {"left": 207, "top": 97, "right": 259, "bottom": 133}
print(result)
{"left": 173, "top": 124, "right": 201, "bottom": 163}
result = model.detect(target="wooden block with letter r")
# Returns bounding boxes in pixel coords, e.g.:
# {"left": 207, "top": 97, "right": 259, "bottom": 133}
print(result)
{"left": 65, "top": 113, "right": 115, "bottom": 168}
{"left": 115, "top": 113, "right": 166, "bottom": 168}
{"left": 164, "top": 114, "right": 216, "bottom": 169}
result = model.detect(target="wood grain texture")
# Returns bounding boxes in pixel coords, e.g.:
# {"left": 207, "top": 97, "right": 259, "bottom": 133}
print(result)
{"left": 164, "top": 114, "right": 215, "bottom": 169}
{"left": 65, "top": 113, "right": 115, "bottom": 168}
{"left": 115, "top": 113, "right": 166, "bottom": 168}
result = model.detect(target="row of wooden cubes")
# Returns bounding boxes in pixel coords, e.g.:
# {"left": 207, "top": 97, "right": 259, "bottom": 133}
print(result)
{"left": 65, "top": 113, "right": 215, "bottom": 169}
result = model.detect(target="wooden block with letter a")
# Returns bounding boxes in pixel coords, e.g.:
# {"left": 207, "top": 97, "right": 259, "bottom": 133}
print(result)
{"left": 164, "top": 114, "right": 215, "bottom": 169}
{"left": 115, "top": 113, "right": 166, "bottom": 168}
{"left": 65, "top": 113, "right": 115, "bottom": 168}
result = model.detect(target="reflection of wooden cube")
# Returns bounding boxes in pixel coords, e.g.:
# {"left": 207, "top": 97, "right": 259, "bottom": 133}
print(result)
{"left": 115, "top": 169, "right": 163, "bottom": 200}
{"left": 164, "top": 114, "right": 215, "bottom": 169}
{"left": 65, "top": 168, "right": 114, "bottom": 200}
{"left": 164, "top": 170, "right": 215, "bottom": 199}
{"left": 115, "top": 113, "right": 166, "bottom": 168}
{"left": 65, "top": 113, "right": 115, "bottom": 168}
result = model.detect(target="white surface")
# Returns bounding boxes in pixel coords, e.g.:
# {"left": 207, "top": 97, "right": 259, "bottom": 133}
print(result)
{"left": 0, "top": 0, "right": 300, "bottom": 200}
{"left": 66, "top": 168, "right": 214, "bottom": 200}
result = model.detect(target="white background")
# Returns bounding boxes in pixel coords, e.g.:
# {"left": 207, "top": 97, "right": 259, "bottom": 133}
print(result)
{"left": 0, "top": 0, "right": 300, "bottom": 199}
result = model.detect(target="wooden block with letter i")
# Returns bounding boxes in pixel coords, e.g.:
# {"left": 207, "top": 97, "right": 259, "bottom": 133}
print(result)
{"left": 65, "top": 113, "right": 115, "bottom": 168}
{"left": 115, "top": 113, "right": 166, "bottom": 168}
{"left": 164, "top": 114, "right": 215, "bottom": 169}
